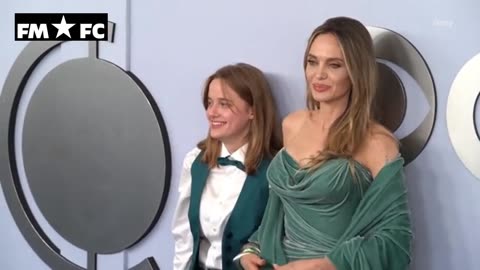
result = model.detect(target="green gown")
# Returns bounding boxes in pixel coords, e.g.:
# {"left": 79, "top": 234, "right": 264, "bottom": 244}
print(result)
{"left": 249, "top": 148, "right": 412, "bottom": 270}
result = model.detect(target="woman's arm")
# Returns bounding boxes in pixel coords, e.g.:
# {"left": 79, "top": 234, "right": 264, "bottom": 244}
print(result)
{"left": 171, "top": 148, "right": 201, "bottom": 270}
{"left": 325, "top": 132, "right": 412, "bottom": 270}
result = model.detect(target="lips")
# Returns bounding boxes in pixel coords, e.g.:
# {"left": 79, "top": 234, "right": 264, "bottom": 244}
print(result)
{"left": 312, "top": 83, "right": 331, "bottom": 92}
{"left": 210, "top": 121, "right": 226, "bottom": 128}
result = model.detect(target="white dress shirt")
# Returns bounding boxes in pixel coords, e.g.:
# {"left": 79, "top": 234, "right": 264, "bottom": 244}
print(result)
{"left": 172, "top": 143, "right": 248, "bottom": 270}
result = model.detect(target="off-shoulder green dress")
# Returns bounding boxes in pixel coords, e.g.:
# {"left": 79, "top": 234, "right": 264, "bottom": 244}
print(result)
{"left": 248, "top": 149, "right": 412, "bottom": 270}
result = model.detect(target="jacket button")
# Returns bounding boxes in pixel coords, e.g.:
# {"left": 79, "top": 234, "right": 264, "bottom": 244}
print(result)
{"left": 226, "top": 232, "right": 233, "bottom": 239}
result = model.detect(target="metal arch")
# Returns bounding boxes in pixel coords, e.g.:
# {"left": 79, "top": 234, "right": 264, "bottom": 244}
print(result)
{"left": 446, "top": 53, "right": 480, "bottom": 179}
{"left": 0, "top": 40, "right": 83, "bottom": 270}
{"left": 0, "top": 20, "right": 166, "bottom": 269}
{"left": 130, "top": 258, "right": 159, "bottom": 270}
{"left": 368, "top": 26, "right": 437, "bottom": 165}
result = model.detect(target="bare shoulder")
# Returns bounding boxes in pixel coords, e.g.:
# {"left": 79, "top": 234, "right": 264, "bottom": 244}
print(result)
{"left": 282, "top": 110, "right": 308, "bottom": 145}
{"left": 357, "top": 124, "right": 400, "bottom": 178}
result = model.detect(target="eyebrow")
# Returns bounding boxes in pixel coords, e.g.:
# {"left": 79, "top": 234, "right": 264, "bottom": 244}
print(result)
{"left": 207, "top": 97, "right": 232, "bottom": 102}
{"left": 307, "top": 54, "right": 344, "bottom": 62}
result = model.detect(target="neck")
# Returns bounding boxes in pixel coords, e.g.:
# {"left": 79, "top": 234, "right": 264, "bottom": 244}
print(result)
{"left": 223, "top": 139, "right": 247, "bottom": 154}
{"left": 313, "top": 97, "right": 349, "bottom": 130}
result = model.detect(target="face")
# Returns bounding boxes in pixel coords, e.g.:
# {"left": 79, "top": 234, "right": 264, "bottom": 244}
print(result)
{"left": 305, "top": 33, "right": 352, "bottom": 105}
{"left": 206, "top": 78, "right": 253, "bottom": 148}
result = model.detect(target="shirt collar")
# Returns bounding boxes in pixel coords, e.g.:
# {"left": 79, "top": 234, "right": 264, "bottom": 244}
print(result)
{"left": 220, "top": 143, "right": 248, "bottom": 163}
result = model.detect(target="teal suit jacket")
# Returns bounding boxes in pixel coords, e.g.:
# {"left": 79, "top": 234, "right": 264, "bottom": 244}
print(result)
{"left": 188, "top": 153, "right": 270, "bottom": 269}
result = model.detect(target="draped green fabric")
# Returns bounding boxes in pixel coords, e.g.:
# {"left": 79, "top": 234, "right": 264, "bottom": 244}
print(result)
{"left": 249, "top": 149, "right": 412, "bottom": 270}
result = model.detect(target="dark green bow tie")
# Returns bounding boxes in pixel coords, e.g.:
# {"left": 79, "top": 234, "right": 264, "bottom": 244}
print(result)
{"left": 217, "top": 156, "right": 245, "bottom": 171}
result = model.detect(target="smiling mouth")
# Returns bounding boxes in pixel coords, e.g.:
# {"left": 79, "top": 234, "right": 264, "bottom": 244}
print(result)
{"left": 211, "top": 121, "right": 226, "bottom": 128}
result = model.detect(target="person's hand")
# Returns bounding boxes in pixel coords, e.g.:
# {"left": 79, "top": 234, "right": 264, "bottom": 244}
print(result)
{"left": 240, "top": 253, "right": 266, "bottom": 270}
{"left": 273, "top": 258, "right": 336, "bottom": 270}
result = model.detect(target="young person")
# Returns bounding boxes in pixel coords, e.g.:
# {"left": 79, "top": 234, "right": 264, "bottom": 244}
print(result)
{"left": 172, "top": 63, "right": 282, "bottom": 270}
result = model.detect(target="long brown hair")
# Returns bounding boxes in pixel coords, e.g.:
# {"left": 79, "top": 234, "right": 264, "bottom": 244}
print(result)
{"left": 304, "top": 17, "right": 380, "bottom": 166}
{"left": 197, "top": 63, "right": 282, "bottom": 174}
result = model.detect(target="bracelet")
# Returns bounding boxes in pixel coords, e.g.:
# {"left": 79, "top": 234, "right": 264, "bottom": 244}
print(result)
{"left": 242, "top": 242, "right": 260, "bottom": 253}
{"left": 232, "top": 248, "right": 260, "bottom": 261}
{"left": 232, "top": 243, "right": 262, "bottom": 265}
{"left": 243, "top": 247, "right": 261, "bottom": 255}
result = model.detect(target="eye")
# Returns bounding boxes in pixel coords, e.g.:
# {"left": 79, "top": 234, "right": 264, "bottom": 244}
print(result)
{"left": 220, "top": 101, "right": 231, "bottom": 107}
{"left": 307, "top": 59, "right": 317, "bottom": 66}
{"left": 329, "top": 63, "right": 341, "bottom": 69}
{"left": 368, "top": 26, "right": 436, "bottom": 165}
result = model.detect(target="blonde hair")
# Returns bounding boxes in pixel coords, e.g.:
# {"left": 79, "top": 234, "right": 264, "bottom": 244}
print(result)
{"left": 197, "top": 63, "right": 282, "bottom": 174}
{"left": 304, "top": 17, "right": 381, "bottom": 166}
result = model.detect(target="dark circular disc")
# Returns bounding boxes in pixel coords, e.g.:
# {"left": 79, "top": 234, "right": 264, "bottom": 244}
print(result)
{"left": 22, "top": 57, "right": 170, "bottom": 254}
{"left": 374, "top": 62, "right": 407, "bottom": 132}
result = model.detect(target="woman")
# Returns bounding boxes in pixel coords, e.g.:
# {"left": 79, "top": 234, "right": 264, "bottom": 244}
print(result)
{"left": 238, "top": 17, "right": 412, "bottom": 270}
{"left": 172, "top": 63, "right": 282, "bottom": 270}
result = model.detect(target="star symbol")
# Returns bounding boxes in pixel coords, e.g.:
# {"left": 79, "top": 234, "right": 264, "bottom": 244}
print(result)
{"left": 52, "top": 16, "right": 75, "bottom": 38}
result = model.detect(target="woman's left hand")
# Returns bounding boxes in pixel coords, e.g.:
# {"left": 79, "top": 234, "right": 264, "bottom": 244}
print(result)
{"left": 272, "top": 258, "right": 336, "bottom": 270}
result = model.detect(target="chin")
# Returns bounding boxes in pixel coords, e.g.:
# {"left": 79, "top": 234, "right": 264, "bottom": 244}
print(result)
{"left": 209, "top": 131, "right": 224, "bottom": 140}
{"left": 312, "top": 96, "right": 330, "bottom": 103}
{"left": 312, "top": 91, "right": 339, "bottom": 103}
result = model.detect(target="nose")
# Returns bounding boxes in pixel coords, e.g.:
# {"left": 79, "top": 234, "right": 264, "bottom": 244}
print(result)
{"left": 207, "top": 103, "right": 219, "bottom": 117}
{"left": 315, "top": 64, "right": 328, "bottom": 79}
